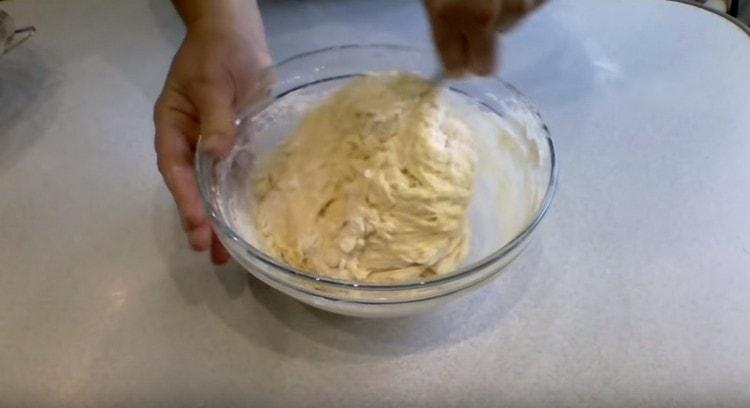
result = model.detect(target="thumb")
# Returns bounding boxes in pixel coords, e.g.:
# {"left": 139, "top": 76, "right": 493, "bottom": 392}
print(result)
{"left": 194, "top": 85, "right": 237, "bottom": 157}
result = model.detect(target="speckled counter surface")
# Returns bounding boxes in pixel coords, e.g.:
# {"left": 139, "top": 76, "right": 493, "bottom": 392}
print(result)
{"left": 1, "top": 1, "right": 749, "bottom": 406}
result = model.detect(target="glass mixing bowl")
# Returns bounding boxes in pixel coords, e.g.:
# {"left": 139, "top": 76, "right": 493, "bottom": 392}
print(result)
{"left": 196, "top": 45, "right": 557, "bottom": 318}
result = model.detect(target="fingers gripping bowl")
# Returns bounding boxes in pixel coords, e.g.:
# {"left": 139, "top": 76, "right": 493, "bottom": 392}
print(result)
{"left": 196, "top": 45, "right": 557, "bottom": 318}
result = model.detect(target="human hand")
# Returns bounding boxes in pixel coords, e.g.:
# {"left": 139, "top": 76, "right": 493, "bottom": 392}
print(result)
{"left": 155, "top": 12, "right": 270, "bottom": 264}
{"left": 424, "top": 0, "right": 547, "bottom": 75}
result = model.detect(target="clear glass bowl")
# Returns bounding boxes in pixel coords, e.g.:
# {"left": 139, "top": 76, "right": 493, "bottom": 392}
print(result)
{"left": 196, "top": 45, "right": 557, "bottom": 318}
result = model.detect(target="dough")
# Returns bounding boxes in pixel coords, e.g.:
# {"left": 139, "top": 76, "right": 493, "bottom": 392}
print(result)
{"left": 253, "top": 73, "right": 477, "bottom": 283}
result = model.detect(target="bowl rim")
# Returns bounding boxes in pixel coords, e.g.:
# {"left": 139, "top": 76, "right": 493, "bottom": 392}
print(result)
{"left": 196, "top": 44, "right": 558, "bottom": 291}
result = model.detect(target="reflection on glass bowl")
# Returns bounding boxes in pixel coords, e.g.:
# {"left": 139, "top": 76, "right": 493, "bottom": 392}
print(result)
{"left": 196, "top": 45, "right": 557, "bottom": 318}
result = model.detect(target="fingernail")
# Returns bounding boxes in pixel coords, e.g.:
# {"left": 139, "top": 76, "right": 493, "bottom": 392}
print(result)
{"left": 201, "top": 135, "right": 229, "bottom": 157}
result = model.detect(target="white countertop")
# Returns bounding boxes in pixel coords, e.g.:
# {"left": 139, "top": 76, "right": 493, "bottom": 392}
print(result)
{"left": 1, "top": 0, "right": 749, "bottom": 406}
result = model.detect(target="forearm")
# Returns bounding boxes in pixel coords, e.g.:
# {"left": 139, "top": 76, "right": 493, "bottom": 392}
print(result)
{"left": 170, "top": 0, "right": 260, "bottom": 29}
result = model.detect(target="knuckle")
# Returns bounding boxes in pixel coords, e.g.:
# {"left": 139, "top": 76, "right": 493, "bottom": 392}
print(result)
{"left": 157, "top": 158, "right": 184, "bottom": 185}
{"left": 188, "top": 68, "right": 223, "bottom": 91}
{"left": 184, "top": 212, "right": 205, "bottom": 231}
{"left": 188, "top": 230, "right": 206, "bottom": 250}
{"left": 190, "top": 72, "right": 213, "bottom": 87}
{"left": 153, "top": 98, "right": 167, "bottom": 122}
{"left": 156, "top": 155, "right": 167, "bottom": 174}
{"left": 156, "top": 157, "right": 174, "bottom": 181}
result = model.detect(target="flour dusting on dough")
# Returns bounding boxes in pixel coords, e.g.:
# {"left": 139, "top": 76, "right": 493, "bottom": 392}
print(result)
{"left": 252, "top": 73, "right": 477, "bottom": 283}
